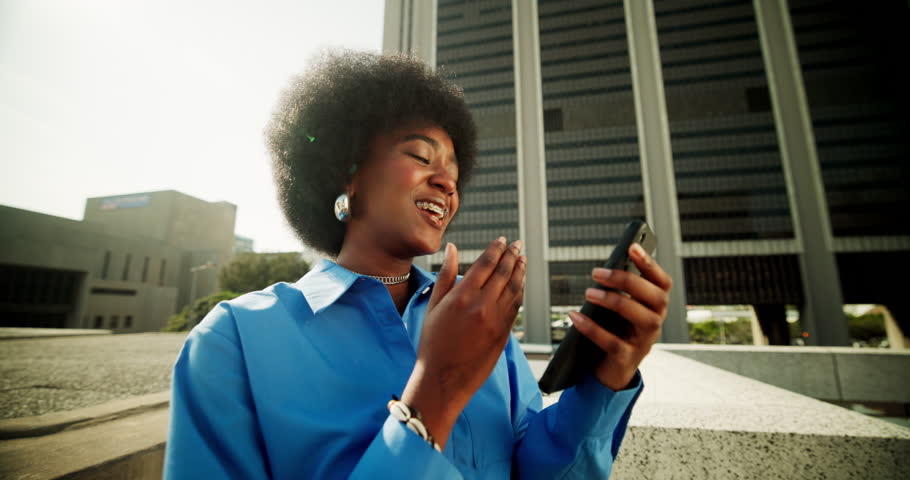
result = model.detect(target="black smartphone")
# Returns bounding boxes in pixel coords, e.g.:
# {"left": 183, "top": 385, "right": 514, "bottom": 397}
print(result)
{"left": 537, "top": 220, "right": 657, "bottom": 394}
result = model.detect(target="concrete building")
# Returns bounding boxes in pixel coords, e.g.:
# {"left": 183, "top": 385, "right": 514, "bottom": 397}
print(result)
{"left": 234, "top": 235, "right": 255, "bottom": 254}
{"left": 0, "top": 190, "right": 236, "bottom": 332}
{"left": 384, "top": 0, "right": 910, "bottom": 346}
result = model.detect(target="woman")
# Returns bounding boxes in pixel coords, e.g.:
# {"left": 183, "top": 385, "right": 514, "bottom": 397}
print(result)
{"left": 164, "top": 50, "right": 672, "bottom": 479}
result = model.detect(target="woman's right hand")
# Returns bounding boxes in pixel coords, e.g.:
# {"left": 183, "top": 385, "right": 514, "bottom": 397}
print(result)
{"left": 400, "top": 237, "right": 526, "bottom": 449}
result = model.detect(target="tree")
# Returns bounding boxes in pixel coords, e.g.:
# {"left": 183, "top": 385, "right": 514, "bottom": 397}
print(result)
{"left": 217, "top": 252, "right": 311, "bottom": 294}
{"left": 847, "top": 312, "right": 886, "bottom": 346}
{"left": 688, "top": 318, "right": 754, "bottom": 345}
{"left": 162, "top": 291, "right": 240, "bottom": 332}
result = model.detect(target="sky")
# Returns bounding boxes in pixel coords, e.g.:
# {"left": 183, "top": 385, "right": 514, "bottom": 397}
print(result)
{"left": 1, "top": 0, "right": 385, "bottom": 255}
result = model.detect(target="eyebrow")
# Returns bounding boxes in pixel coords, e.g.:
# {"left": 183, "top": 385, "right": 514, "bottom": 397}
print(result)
{"left": 402, "top": 134, "right": 439, "bottom": 149}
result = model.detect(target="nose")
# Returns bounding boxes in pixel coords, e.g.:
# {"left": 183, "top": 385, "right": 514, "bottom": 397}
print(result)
{"left": 430, "top": 168, "right": 457, "bottom": 195}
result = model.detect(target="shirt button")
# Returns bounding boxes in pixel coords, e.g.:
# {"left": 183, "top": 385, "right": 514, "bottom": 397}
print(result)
{"left": 421, "top": 286, "right": 430, "bottom": 295}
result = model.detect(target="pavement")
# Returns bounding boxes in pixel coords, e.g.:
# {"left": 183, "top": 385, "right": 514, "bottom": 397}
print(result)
{"left": 0, "top": 332, "right": 187, "bottom": 419}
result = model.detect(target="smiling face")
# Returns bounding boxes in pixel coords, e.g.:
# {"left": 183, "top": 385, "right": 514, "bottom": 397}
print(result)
{"left": 346, "top": 124, "right": 460, "bottom": 258}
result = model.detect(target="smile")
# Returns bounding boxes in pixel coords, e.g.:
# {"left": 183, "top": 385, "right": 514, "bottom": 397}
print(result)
{"left": 415, "top": 200, "right": 447, "bottom": 221}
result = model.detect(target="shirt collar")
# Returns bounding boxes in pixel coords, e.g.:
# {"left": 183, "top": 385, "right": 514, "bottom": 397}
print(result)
{"left": 296, "top": 258, "right": 436, "bottom": 314}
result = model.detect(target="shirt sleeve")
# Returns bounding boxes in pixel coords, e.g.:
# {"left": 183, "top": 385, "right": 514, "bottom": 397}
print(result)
{"left": 350, "top": 416, "right": 463, "bottom": 480}
{"left": 163, "top": 305, "right": 271, "bottom": 479}
{"left": 507, "top": 338, "right": 643, "bottom": 479}
{"left": 164, "top": 303, "right": 464, "bottom": 480}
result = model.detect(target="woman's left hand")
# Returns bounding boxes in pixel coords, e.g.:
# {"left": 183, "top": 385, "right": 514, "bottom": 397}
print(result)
{"left": 568, "top": 243, "right": 673, "bottom": 391}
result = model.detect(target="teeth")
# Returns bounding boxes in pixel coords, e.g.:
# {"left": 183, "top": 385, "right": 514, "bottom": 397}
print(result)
{"left": 416, "top": 201, "right": 446, "bottom": 220}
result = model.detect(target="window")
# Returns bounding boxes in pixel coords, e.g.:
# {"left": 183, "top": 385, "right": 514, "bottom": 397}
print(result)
{"left": 101, "top": 251, "right": 111, "bottom": 280}
{"left": 110, "top": 315, "right": 119, "bottom": 329}
{"left": 746, "top": 86, "right": 771, "bottom": 112}
{"left": 141, "top": 257, "right": 150, "bottom": 283}
{"left": 90, "top": 288, "right": 137, "bottom": 296}
{"left": 94, "top": 316, "right": 103, "bottom": 329}
{"left": 124, "top": 315, "right": 133, "bottom": 328}
{"left": 159, "top": 259, "right": 167, "bottom": 286}
{"left": 122, "top": 253, "right": 131, "bottom": 281}
{"left": 544, "top": 108, "right": 563, "bottom": 132}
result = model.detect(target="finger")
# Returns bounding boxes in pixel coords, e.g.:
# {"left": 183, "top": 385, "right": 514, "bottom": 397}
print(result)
{"left": 568, "top": 311, "right": 632, "bottom": 358}
{"left": 629, "top": 244, "right": 672, "bottom": 292}
{"left": 483, "top": 239, "right": 522, "bottom": 297}
{"left": 498, "top": 254, "right": 526, "bottom": 318}
{"left": 591, "top": 268, "right": 669, "bottom": 315}
{"left": 584, "top": 288, "right": 662, "bottom": 344}
{"left": 460, "top": 236, "right": 508, "bottom": 289}
{"left": 428, "top": 242, "right": 458, "bottom": 310}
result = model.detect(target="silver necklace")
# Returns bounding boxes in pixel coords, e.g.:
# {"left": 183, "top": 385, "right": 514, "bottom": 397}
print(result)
{"left": 365, "top": 273, "right": 410, "bottom": 285}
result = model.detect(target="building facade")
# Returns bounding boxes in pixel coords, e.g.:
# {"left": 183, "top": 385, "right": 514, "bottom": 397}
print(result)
{"left": 234, "top": 235, "right": 255, "bottom": 254}
{"left": 384, "top": 0, "right": 909, "bottom": 345}
{"left": 0, "top": 190, "right": 237, "bottom": 332}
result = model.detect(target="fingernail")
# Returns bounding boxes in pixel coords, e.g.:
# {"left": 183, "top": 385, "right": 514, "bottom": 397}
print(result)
{"left": 510, "top": 239, "right": 523, "bottom": 254}
{"left": 630, "top": 243, "right": 645, "bottom": 260}
{"left": 568, "top": 311, "right": 585, "bottom": 326}
{"left": 585, "top": 288, "right": 606, "bottom": 301}
{"left": 497, "top": 236, "right": 507, "bottom": 245}
{"left": 593, "top": 268, "right": 612, "bottom": 281}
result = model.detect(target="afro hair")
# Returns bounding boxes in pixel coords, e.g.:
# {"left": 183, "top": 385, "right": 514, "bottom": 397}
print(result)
{"left": 265, "top": 50, "right": 477, "bottom": 257}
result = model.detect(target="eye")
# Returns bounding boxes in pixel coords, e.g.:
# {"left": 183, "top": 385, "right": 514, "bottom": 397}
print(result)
{"left": 408, "top": 153, "right": 430, "bottom": 165}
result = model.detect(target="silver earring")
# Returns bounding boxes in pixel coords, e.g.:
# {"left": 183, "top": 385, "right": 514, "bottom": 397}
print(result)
{"left": 334, "top": 193, "right": 351, "bottom": 222}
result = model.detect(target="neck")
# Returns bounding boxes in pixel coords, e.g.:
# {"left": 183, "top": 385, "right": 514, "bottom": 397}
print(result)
{"left": 336, "top": 232, "right": 415, "bottom": 313}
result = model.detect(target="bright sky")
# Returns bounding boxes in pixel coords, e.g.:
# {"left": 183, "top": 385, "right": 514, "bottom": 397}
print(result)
{"left": 1, "top": 0, "right": 385, "bottom": 255}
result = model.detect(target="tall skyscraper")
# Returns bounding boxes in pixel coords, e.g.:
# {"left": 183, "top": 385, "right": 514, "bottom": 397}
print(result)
{"left": 385, "top": 0, "right": 909, "bottom": 346}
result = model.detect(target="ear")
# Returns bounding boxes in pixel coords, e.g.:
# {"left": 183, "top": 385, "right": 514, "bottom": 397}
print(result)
{"left": 346, "top": 163, "right": 360, "bottom": 196}
{"left": 343, "top": 178, "right": 357, "bottom": 219}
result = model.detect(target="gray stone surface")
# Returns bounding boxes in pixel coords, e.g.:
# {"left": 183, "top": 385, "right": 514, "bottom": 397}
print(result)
{"left": 615, "top": 427, "right": 908, "bottom": 480}
{"left": 0, "top": 406, "right": 169, "bottom": 480}
{"left": 834, "top": 350, "right": 910, "bottom": 403}
{"left": 0, "top": 328, "right": 112, "bottom": 340}
{"left": 0, "top": 333, "right": 186, "bottom": 419}
{"left": 659, "top": 344, "right": 910, "bottom": 403}
{"left": 0, "top": 391, "right": 170, "bottom": 439}
{"left": 611, "top": 350, "right": 910, "bottom": 479}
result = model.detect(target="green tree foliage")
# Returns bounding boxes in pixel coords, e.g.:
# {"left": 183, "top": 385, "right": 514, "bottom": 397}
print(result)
{"left": 688, "top": 318, "right": 754, "bottom": 345}
{"left": 847, "top": 312, "right": 886, "bottom": 345}
{"left": 217, "top": 252, "right": 311, "bottom": 294}
{"left": 162, "top": 291, "right": 240, "bottom": 332}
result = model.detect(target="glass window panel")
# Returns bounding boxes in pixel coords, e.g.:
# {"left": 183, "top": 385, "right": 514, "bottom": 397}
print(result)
{"left": 655, "top": 0, "right": 795, "bottom": 241}
{"left": 789, "top": 0, "right": 910, "bottom": 237}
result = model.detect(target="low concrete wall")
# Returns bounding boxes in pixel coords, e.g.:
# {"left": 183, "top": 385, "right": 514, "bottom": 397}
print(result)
{"left": 0, "top": 411, "right": 167, "bottom": 479}
{"left": 0, "top": 327, "right": 112, "bottom": 340}
{"left": 658, "top": 344, "right": 910, "bottom": 404}
{"left": 611, "top": 351, "right": 910, "bottom": 479}
{"left": 64, "top": 446, "right": 164, "bottom": 480}
{"left": 3, "top": 351, "right": 908, "bottom": 479}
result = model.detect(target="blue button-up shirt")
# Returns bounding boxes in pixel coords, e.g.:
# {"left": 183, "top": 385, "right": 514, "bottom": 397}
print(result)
{"left": 164, "top": 259, "right": 642, "bottom": 479}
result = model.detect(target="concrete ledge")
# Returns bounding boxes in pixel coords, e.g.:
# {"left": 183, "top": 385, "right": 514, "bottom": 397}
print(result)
{"left": 0, "top": 407, "right": 168, "bottom": 480}
{"left": 610, "top": 350, "right": 910, "bottom": 479}
{"left": 0, "top": 328, "right": 112, "bottom": 340}
{"left": 615, "top": 426, "right": 906, "bottom": 479}
{"left": 0, "top": 391, "right": 170, "bottom": 440}
{"left": 519, "top": 342, "right": 553, "bottom": 360}
{"left": 658, "top": 344, "right": 910, "bottom": 403}
{"left": 61, "top": 445, "right": 164, "bottom": 480}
